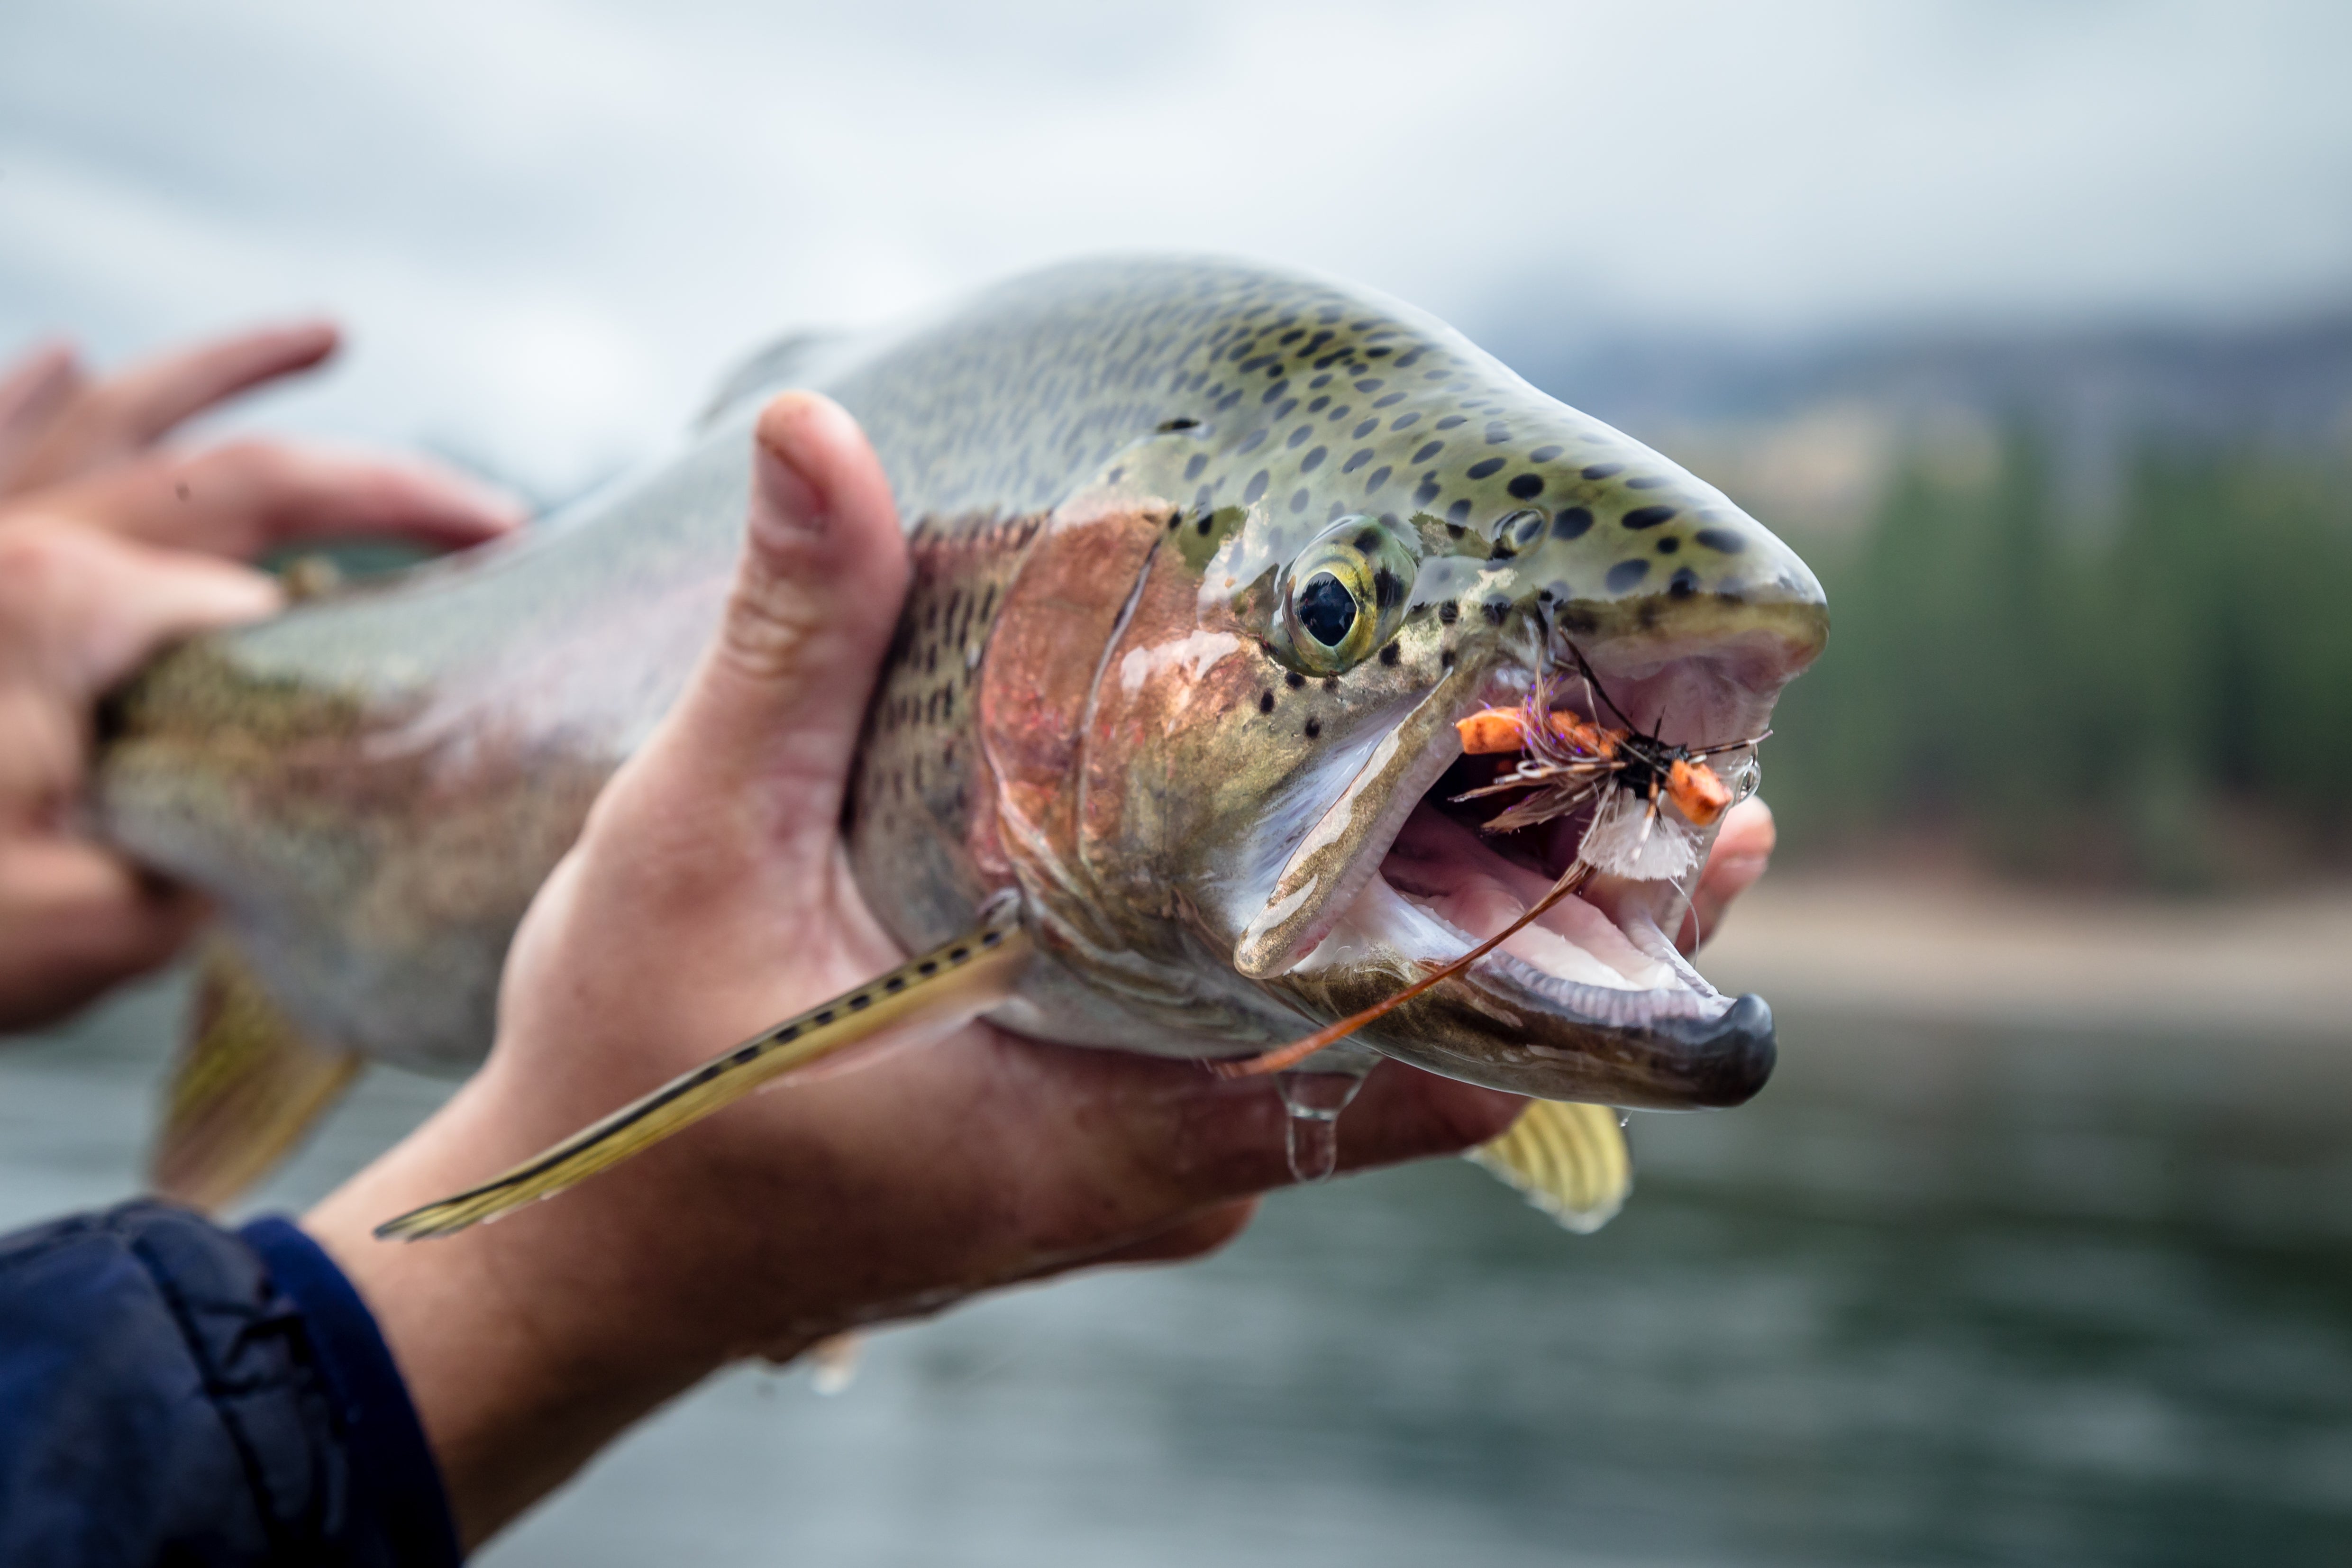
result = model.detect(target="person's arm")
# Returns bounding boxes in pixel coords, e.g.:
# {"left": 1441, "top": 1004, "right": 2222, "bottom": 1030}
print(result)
{"left": 0, "top": 1203, "right": 459, "bottom": 1568}
{"left": 0, "top": 325, "right": 517, "bottom": 1563}
{"left": 302, "top": 391, "right": 1775, "bottom": 1547}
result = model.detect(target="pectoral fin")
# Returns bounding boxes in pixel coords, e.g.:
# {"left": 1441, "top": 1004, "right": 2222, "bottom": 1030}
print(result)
{"left": 150, "top": 939, "right": 365, "bottom": 1212}
{"left": 1467, "top": 1100, "right": 1631, "bottom": 1233}
{"left": 377, "top": 913, "right": 1031, "bottom": 1240}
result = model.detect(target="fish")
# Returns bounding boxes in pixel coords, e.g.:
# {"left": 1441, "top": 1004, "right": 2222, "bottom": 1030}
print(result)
{"left": 92, "top": 256, "right": 1827, "bottom": 1236}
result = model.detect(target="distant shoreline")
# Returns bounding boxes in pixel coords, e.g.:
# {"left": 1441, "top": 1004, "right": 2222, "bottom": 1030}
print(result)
{"left": 1699, "top": 874, "right": 2352, "bottom": 1041}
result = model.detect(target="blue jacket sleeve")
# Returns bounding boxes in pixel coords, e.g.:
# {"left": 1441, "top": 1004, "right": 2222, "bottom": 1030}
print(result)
{"left": 0, "top": 1200, "right": 462, "bottom": 1567}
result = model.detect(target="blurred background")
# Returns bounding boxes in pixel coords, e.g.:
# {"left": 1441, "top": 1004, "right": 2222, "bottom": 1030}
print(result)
{"left": 5, "top": 2, "right": 2351, "bottom": 1563}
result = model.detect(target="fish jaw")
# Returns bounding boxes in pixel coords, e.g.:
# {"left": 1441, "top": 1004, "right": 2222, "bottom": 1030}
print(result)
{"left": 1216, "top": 601, "right": 1811, "bottom": 1108}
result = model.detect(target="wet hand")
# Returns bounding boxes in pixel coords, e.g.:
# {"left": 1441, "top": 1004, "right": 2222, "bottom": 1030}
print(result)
{"left": 304, "top": 391, "right": 1773, "bottom": 1546}
{"left": 0, "top": 328, "right": 520, "bottom": 1031}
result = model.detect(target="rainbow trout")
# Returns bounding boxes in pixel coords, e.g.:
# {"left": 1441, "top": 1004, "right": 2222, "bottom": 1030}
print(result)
{"left": 95, "top": 257, "right": 1826, "bottom": 1234}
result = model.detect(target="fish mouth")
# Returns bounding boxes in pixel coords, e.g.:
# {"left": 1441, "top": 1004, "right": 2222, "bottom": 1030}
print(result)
{"left": 1269, "top": 635, "right": 1796, "bottom": 1109}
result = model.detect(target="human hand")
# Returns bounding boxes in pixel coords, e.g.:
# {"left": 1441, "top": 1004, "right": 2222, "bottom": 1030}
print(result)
{"left": 0, "top": 327, "right": 522, "bottom": 1030}
{"left": 1681, "top": 796, "right": 1773, "bottom": 953}
{"left": 304, "top": 391, "right": 1775, "bottom": 1546}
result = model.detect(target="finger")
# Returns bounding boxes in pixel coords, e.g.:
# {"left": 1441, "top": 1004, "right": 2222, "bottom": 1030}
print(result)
{"left": 0, "top": 521, "right": 282, "bottom": 702}
{"left": 38, "top": 438, "right": 524, "bottom": 557}
{"left": 1679, "top": 795, "right": 1774, "bottom": 953}
{"left": 650, "top": 392, "right": 909, "bottom": 846}
{"left": 1006, "top": 1044, "right": 1524, "bottom": 1225}
{"left": 1076, "top": 1198, "right": 1259, "bottom": 1269}
{"left": 0, "top": 321, "right": 338, "bottom": 492}
{"left": 0, "top": 341, "right": 84, "bottom": 488}
{"left": 0, "top": 838, "right": 206, "bottom": 1033}
{"left": 101, "top": 319, "right": 337, "bottom": 446}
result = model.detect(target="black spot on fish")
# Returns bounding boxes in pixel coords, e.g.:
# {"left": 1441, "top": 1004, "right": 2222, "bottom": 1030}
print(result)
{"left": 1290, "top": 488, "right": 1310, "bottom": 514}
{"left": 1237, "top": 429, "right": 1267, "bottom": 455}
{"left": 1354, "top": 527, "right": 1381, "bottom": 551}
{"left": 1482, "top": 598, "right": 1509, "bottom": 624}
{"left": 1628, "top": 475, "right": 1670, "bottom": 490}
{"left": 1465, "top": 457, "right": 1503, "bottom": 481}
{"left": 1244, "top": 470, "right": 1270, "bottom": 504}
{"left": 1302, "top": 446, "right": 1327, "bottom": 472}
{"left": 1412, "top": 440, "right": 1443, "bottom": 464}
{"left": 1366, "top": 345, "right": 1393, "bottom": 357}
{"left": 1414, "top": 476, "right": 1441, "bottom": 506}
{"left": 1436, "top": 414, "right": 1466, "bottom": 430}
{"left": 1447, "top": 499, "right": 1473, "bottom": 525}
{"left": 1379, "top": 641, "right": 1401, "bottom": 665}
{"left": 1623, "top": 505, "right": 1677, "bottom": 529}
{"left": 1552, "top": 506, "right": 1594, "bottom": 539}
{"left": 849, "top": 993, "right": 871, "bottom": 1011}
{"left": 1342, "top": 448, "right": 1373, "bottom": 474}
{"left": 1286, "top": 671, "right": 1305, "bottom": 689}
{"left": 1196, "top": 514, "right": 1214, "bottom": 535}
{"left": 1304, "top": 717, "right": 1322, "bottom": 738}
{"left": 1606, "top": 559, "right": 1650, "bottom": 591}
{"left": 1354, "top": 379, "right": 1383, "bottom": 393}
{"left": 1365, "top": 465, "right": 1391, "bottom": 494}
{"left": 815, "top": 1010, "right": 835, "bottom": 1025}
{"left": 1530, "top": 444, "right": 1563, "bottom": 463}
{"left": 1185, "top": 454, "right": 1208, "bottom": 480}
{"left": 1309, "top": 394, "right": 1331, "bottom": 411}
{"left": 1438, "top": 601, "right": 1459, "bottom": 624}
{"left": 1508, "top": 473, "right": 1544, "bottom": 500}
{"left": 1693, "top": 527, "right": 1748, "bottom": 554}
{"left": 1373, "top": 566, "right": 1403, "bottom": 607}
{"left": 1440, "top": 648, "right": 1456, "bottom": 669}
{"left": 1657, "top": 536, "right": 1680, "bottom": 554}
{"left": 1668, "top": 567, "right": 1699, "bottom": 598}
{"left": 1287, "top": 425, "right": 1313, "bottom": 448}
{"left": 1485, "top": 421, "right": 1511, "bottom": 445}
{"left": 1582, "top": 462, "right": 1624, "bottom": 480}
{"left": 1353, "top": 418, "right": 1377, "bottom": 438}
{"left": 1259, "top": 690, "right": 1275, "bottom": 713}
{"left": 1392, "top": 412, "right": 1421, "bottom": 431}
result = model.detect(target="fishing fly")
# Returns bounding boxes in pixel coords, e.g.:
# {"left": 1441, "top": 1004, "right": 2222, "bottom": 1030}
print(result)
{"left": 1449, "top": 641, "right": 1767, "bottom": 879}
{"left": 1214, "top": 643, "right": 1768, "bottom": 1080}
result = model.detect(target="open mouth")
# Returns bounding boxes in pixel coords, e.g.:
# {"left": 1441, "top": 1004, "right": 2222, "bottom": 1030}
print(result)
{"left": 1265, "top": 641, "right": 1787, "bottom": 1108}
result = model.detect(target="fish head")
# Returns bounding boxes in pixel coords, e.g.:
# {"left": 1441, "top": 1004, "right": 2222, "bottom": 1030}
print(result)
{"left": 986, "top": 302, "right": 1826, "bottom": 1109}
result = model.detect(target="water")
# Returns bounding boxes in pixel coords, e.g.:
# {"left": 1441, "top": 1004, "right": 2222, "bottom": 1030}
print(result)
{"left": 1277, "top": 1069, "right": 1367, "bottom": 1183}
{"left": 4, "top": 977, "right": 2350, "bottom": 1566}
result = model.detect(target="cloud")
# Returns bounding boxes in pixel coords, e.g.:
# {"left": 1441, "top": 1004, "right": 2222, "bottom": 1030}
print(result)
{"left": 2, "top": 0, "right": 2346, "bottom": 490}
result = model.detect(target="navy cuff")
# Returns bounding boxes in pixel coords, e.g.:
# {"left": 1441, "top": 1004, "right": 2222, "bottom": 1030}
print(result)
{"left": 240, "top": 1218, "right": 463, "bottom": 1568}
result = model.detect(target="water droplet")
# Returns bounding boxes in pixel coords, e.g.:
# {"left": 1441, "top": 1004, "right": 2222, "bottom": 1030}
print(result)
{"left": 1276, "top": 1069, "right": 1366, "bottom": 1183}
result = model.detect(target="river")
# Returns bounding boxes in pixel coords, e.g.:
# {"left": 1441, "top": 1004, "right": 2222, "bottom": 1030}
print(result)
{"left": 4, "top": 972, "right": 2349, "bottom": 1566}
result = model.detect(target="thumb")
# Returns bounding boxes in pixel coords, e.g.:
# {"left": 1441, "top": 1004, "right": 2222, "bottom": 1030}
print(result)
{"left": 659, "top": 391, "right": 909, "bottom": 827}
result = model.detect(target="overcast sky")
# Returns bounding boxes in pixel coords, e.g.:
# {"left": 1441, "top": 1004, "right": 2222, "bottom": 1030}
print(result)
{"left": 4, "top": 0, "right": 2347, "bottom": 490}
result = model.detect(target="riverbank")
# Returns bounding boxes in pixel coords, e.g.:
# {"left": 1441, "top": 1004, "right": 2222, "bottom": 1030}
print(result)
{"left": 1699, "top": 873, "right": 2352, "bottom": 1041}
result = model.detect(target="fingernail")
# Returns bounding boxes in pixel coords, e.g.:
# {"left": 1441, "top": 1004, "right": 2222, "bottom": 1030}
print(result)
{"left": 752, "top": 415, "right": 828, "bottom": 543}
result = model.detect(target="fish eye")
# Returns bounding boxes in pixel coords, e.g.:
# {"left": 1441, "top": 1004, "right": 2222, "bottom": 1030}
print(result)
{"left": 1275, "top": 513, "right": 1421, "bottom": 675}
{"left": 1295, "top": 572, "right": 1358, "bottom": 647}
